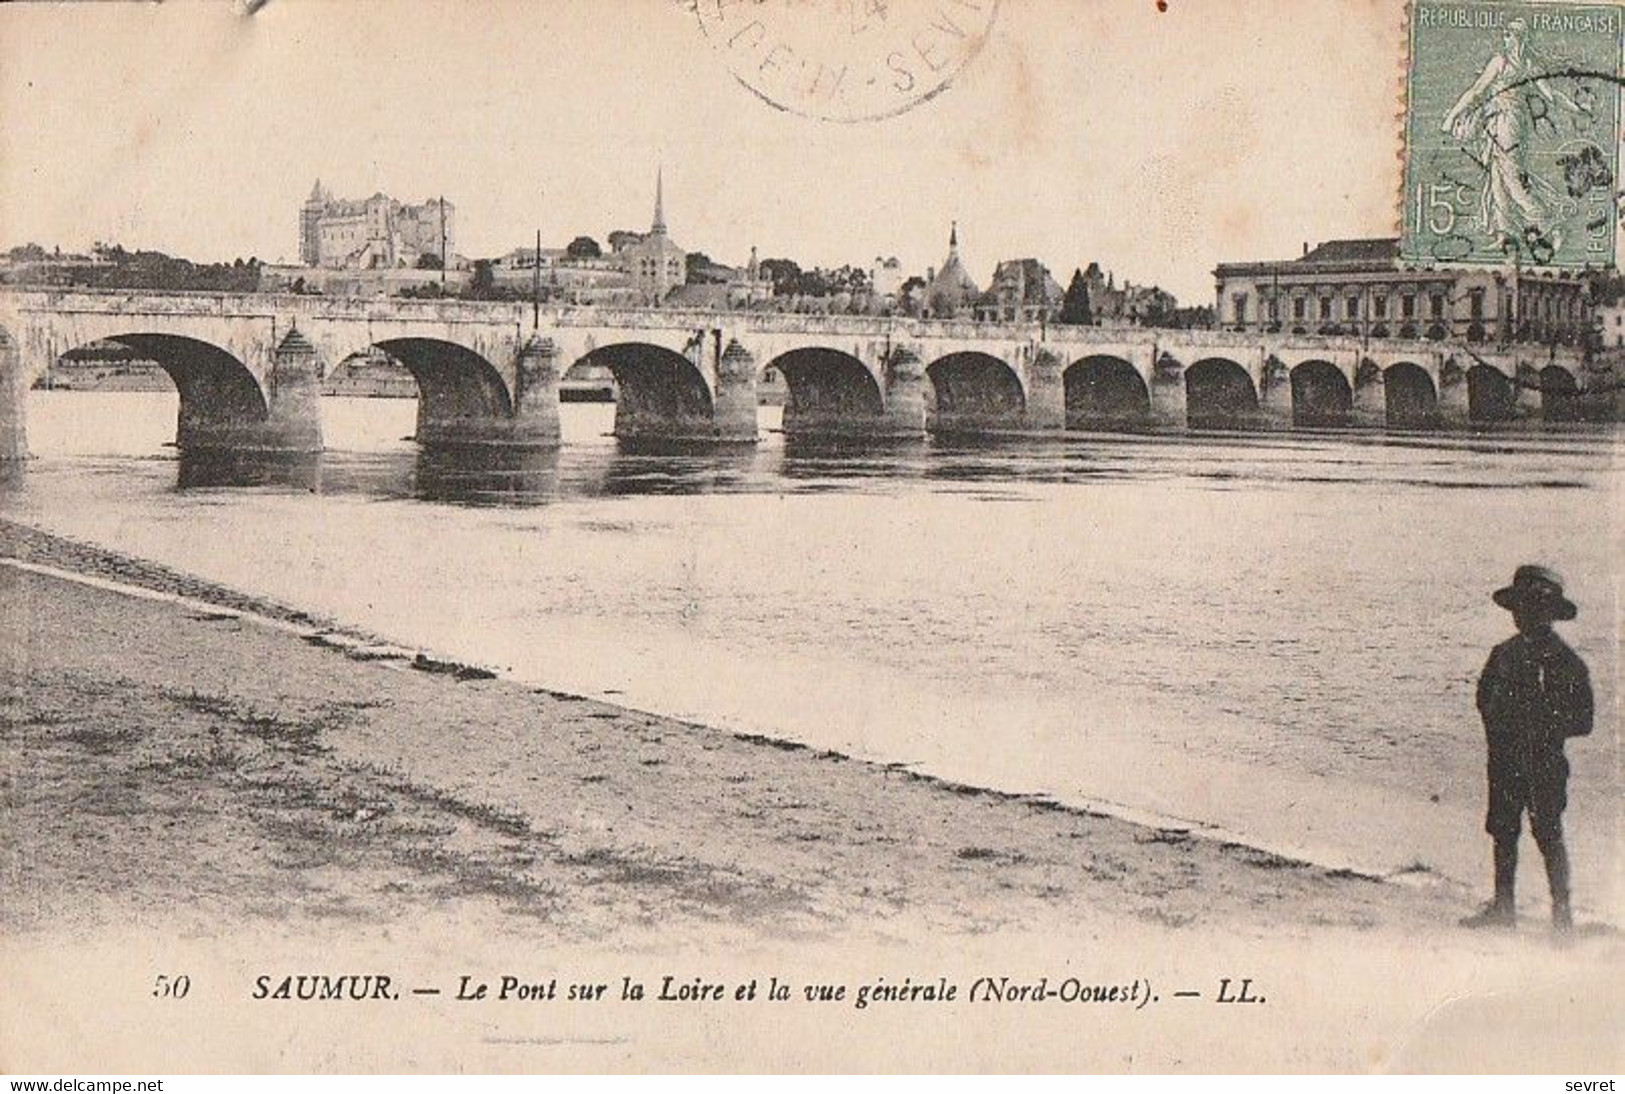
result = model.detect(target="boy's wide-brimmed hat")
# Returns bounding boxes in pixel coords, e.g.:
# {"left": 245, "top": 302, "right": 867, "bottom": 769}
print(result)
{"left": 1492, "top": 564, "right": 1577, "bottom": 621}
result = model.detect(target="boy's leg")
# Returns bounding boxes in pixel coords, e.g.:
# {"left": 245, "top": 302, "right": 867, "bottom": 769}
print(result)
{"left": 1532, "top": 762, "right": 1572, "bottom": 932}
{"left": 1493, "top": 835, "right": 1518, "bottom": 911}
{"left": 1460, "top": 834, "right": 1518, "bottom": 927}
{"left": 1537, "top": 835, "right": 1572, "bottom": 932}
{"left": 1461, "top": 774, "right": 1521, "bottom": 927}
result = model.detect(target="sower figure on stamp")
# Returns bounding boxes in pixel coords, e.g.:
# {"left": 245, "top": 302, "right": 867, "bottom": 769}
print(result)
{"left": 1439, "top": 18, "right": 1590, "bottom": 257}
{"left": 1461, "top": 565, "right": 1593, "bottom": 934}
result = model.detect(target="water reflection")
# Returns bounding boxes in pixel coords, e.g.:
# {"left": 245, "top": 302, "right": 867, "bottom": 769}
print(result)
{"left": 411, "top": 446, "right": 562, "bottom": 507}
{"left": 71, "top": 385, "right": 1606, "bottom": 508}
{"left": 776, "top": 434, "right": 932, "bottom": 485}
{"left": 923, "top": 435, "right": 1080, "bottom": 484}
{"left": 188, "top": 442, "right": 783, "bottom": 507}
{"left": 176, "top": 450, "right": 322, "bottom": 492}
{"left": 588, "top": 439, "right": 767, "bottom": 497}
{"left": 155, "top": 424, "right": 1619, "bottom": 508}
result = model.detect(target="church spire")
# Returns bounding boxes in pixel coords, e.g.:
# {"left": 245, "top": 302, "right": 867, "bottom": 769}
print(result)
{"left": 949, "top": 219, "right": 959, "bottom": 255}
{"left": 651, "top": 166, "right": 667, "bottom": 235}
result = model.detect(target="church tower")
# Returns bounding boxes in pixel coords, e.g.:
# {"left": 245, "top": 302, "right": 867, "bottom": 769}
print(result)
{"left": 623, "top": 167, "right": 686, "bottom": 304}
{"left": 651, "top": 166, "right": 667, "bottom": 236}
{"left": 924, "top": 220, "right": 980, "bottom": 318}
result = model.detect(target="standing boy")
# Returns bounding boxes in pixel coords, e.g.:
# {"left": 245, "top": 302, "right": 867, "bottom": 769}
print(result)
{"left": 1462, "top": 565, "right": 1593, "bottom": 933}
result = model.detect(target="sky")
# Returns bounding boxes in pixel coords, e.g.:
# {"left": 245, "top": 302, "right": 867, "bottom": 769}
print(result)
{"left": 0, "top": 0, "right": 1415, "bottom": 305}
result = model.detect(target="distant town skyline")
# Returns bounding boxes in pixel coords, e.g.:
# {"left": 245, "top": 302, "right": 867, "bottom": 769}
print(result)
{"left": 7, "top": 1, "right": 1607, "bottom": 305}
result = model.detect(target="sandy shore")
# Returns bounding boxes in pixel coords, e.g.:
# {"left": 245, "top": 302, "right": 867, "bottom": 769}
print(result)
{"left": 2, "top": 518, "right": 1620, "bottom": 1071}
{"left": 0, "top": 515, "right": 1471, "bottom": 943}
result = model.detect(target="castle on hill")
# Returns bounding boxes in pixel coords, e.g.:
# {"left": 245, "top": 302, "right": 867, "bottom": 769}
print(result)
{"left": 299, "top": 182, "right": 454, "bottom": 270}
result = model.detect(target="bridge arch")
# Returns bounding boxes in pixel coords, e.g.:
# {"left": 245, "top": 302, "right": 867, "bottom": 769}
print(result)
{"left": 1467, "top": 364, "right": 1516, "bottom": 422}
{"left": 367, "top": 336, "right": 514, "bottom": 418}
{"left": 925, "top": 352, "right": 1025, "bottom": 433}
{"left": 1185, "top": 357, "right": 1258, "bottom": 429}
{"left": 1383, "top": 362, "right": 1438, "bottom": 427}
{"left": 561, "top": 355, "right": 616, "bottom": 398}
{"left": 571, "top": 342, "right": 714, "bottom": 440}
{"left": 69, "top": 333, "right": 270, "bottom": 450}
{"left": 764, "top": 347, "right": 884, "bottom": 435}
{"left": 1289, "top": 360, "right": 1353, "bottom": 427}
{"left": 1539, "top": 364, "right": 1582, "bottom": 422}
{"left": 1064, "top": 355, "right": 1150, "bottom": 430}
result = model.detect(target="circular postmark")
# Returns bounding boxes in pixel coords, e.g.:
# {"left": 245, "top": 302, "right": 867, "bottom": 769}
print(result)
{"left": 687, "top": 0, "right": 1000, "bottom": 124}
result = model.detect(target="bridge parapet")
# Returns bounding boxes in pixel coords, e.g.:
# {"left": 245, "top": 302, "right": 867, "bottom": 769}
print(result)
{"left": 1, "top": 286, "right": 1589, "bottom": 373}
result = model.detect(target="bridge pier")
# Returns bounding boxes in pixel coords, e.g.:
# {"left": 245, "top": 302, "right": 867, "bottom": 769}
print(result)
{"left": 1149, "top": 355, "right": 1186, "bottom": 428}
{"left": 178, "top": 329, "right": 323, "bottom": 453}
{"left": 1258, "top": 359, "right": 1293, "bottom": 429}
{"left": 0, "top": 326, "right": 25, "bottom": 462}
{"left": 1352, "top": 361, "right": 1386, "bottom": 429}
{"left": 881, "top": 347, "right": 927, "bottom": 437}
{"left": 713, "top": 340, "right": 760, "bottom": 442}
{"left": 1514, "top": 364, "right": 1543, "bottom": 421}
{"left": 1025, "top": 349, "right": 1065, "bottom": 431}
{"left": 1438, "top": 361, "right": 1471, "bottom": 427}
{"left": 511, "top": 336, "right": 562, "bottom": 446}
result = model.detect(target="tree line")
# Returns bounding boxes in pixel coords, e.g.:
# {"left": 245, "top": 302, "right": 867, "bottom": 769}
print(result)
{"left": 3, "top": 243, "right": 262, "bottom": 293}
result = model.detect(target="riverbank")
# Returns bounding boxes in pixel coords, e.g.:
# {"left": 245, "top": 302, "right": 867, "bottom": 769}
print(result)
{"left": 0, "top": 516, "right": 1472, "bottom": 942}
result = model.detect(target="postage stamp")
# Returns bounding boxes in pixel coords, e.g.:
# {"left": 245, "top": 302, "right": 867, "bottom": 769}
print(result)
{"left": 1401, "top": 1, "right": 1623, "bottom": 269}
{"left": 686, "top": 0, "right": 999, "bottom": 124}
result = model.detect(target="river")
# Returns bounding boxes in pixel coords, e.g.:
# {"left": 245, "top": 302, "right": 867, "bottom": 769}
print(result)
{"left": 4, "top": 391, "right": 1619, "bottom": 915}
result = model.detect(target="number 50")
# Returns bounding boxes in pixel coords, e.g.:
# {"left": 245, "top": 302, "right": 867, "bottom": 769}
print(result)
{"left": 152, "top": 974, "right": 191, "bottom": 999}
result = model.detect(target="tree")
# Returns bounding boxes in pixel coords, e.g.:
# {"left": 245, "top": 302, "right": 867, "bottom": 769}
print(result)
{"left": 566, "top": 236, "right": 601, "bottom": 259}
{"left": 685, "top": 252, "right": 729, "bottom": 284}
{"left": 415, "top": 252, "right": 443, "bottom": 270}
{"left": 896, "top": 276, "right": 927, "bottom": 316}
{"left": 830, "top": 264, "right": 870, "bottom": 294}
{"left": 798, "top": 267, "right": 831, "bottom": 296}
{"left": 1059, "top": 269, "right": 1094, "bottom": 326}
{"left": 469, "top": 259, "right": 495, "bottom": 298}
{"left": 759, "top": 258, "right": 803, "bottom": 296}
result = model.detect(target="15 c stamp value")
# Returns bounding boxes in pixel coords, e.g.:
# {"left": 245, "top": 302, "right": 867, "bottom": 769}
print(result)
{"left": 1401, "top": 1, "right": 1623, "bottom": 269}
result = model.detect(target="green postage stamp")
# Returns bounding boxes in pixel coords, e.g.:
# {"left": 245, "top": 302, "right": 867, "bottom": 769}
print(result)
{"left": 1402, "top": 1, "right": 1623, "bottom": 269}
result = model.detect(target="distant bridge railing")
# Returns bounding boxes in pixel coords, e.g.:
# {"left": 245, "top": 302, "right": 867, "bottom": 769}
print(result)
{"left": 0, "top": 286, "right": 1593, "bottom": 369}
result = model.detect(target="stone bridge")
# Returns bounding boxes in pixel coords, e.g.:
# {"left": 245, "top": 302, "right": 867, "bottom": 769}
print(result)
{"left": 0, "top": 287, "right": 1597, "bottom": 457}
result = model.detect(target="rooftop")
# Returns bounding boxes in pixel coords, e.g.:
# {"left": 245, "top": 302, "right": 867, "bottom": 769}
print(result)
{"left": 1299, "top": 238, "right": 1400, "bottom": 264}
{"left": 979, "top": 258, "right": 1063, "bottom": 306}
{"left": 1214, "top": 237, "right": 1404, "bottom": 277}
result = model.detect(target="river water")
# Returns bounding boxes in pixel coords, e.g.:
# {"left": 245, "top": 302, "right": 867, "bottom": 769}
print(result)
{"left": 5, "top": 392, "right": 1620, "bottom": 914}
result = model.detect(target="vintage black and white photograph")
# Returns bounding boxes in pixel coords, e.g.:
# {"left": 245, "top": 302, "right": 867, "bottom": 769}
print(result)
{"left": 0, "top": 0, "right": 1620, "bottom": 1075}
